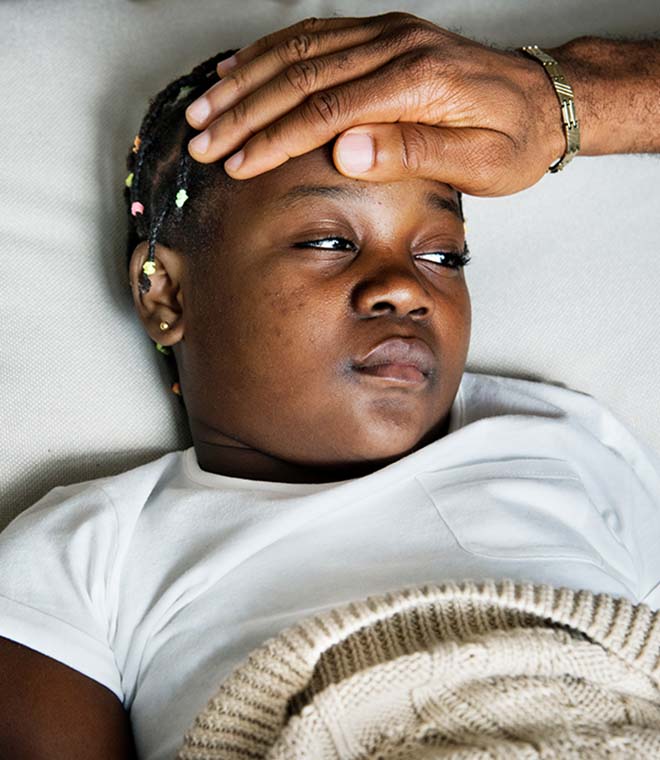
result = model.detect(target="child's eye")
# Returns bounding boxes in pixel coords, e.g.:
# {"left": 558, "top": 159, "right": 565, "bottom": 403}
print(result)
{"left": 294, "top": 237, "right": 357, "bottom": 251}
{"left": 415, "top": 249, "right": 471, "bottom": 270}
{"left": 295, "top": 238, "right": 471, "bottom": 270}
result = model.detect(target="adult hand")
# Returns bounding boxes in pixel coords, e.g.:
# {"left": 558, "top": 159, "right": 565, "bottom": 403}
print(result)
{"left": 184, "top": 12, "right": 567, "bottom": 196}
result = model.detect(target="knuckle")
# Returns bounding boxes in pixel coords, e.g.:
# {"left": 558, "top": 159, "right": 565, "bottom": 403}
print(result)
{"left": 377, "top": 28, "right": 408, "bottom": 57}
{"left": 400, "top": 125, "right": 433, "bottom": 174}
{"left": 299, "top": 16, "right": 323, "bottom": 33}
{"left": 399, "top": 48, "right": 437, "bottom": 83}
{"left": 302, "top": 90, "right": 342, "bottom": 129}
{"left": 400, "top": 20, "right": 432, "bottom": 45}
{"left": 227, "top": 65, "right": 250, "bottom": 93}
{"left": 228, "top": 98, "right": 253, "bottom": 134}
{"left": 284, "top": 59, "right": 320, "bottom": 97}
{"left": 260, "top": 120, "right": 284, "bottom": 151}
{"left": 279, "top": 31, "right": 317, "bottom": 64}
{"left": 381, "top": 10, "right": 416, "bottom": 26}
{"left": 254, "top": 29, "right": 280, "bottom": 55}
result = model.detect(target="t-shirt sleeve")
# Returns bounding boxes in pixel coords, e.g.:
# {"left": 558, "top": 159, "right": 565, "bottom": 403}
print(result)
{"left": 566, "top": 389, "right": 660, "bottom": 611}
{"left": 596, "top": 405, "right": 660, "bottom": 611}
{"left": 0, "top": 481, "right": 123, "bottom": 702}
{"left": 510, "top": 377, "right": 660, "bottom": 610}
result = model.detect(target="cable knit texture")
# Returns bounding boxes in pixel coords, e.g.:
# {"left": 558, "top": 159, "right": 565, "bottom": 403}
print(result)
{"left": 176, "top": 579, "right": 660, "bottom": 759}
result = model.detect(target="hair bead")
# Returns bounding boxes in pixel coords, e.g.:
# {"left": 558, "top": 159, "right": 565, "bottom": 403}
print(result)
{"left": 124, "top": 49, "right": 252, "bottom": 404}
{"left": 175, "top": 85, "right": 195, "bottom": 103}
{"left": 175, "top": 188, "right": 189, "bottom": 208}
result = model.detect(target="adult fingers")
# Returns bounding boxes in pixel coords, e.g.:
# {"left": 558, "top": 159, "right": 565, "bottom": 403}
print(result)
{"left": 215, "top": 54, "right": 440, "bottom": 178}
{"left": 186, "top": 21, "right": 389, "bottom": 135}
{"left": 334, "top": 123, "right": 541, "bottom": 197}
{"left": 214, "top": 14, "right": 393, "bottom": 76}
{"left": 188, "top": 38, "right": 408, "bottom": 166}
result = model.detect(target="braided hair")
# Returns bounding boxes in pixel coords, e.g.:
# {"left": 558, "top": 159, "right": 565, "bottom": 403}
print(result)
{"left": 123, "top": 48, "right": 240, "bottom": 405}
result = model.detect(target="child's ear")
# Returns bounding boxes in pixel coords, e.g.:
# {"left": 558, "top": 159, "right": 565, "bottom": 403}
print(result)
{"left": 129, "top": 241, "right": 185, "bottom": 347}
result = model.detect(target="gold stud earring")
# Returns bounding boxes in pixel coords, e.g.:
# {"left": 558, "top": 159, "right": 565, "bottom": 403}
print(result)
{"left": 159, "top": 321, "right": 170, "bottom": 331}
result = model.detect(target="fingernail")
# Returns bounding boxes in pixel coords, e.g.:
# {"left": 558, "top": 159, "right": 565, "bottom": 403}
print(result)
{"left": 338, "top": 132, "right": 374, "bottom": 173}
{"left": 217, "top": 54, "right": 238, "bottom": 73}
{"left": 189, "top": 131, "right": 210, "bottom": 154}
{"left": 225, "top": 149, "right": 245, "bottom": 172}
{"left": 186, "top": 97, "right": 210, "bottom": 125}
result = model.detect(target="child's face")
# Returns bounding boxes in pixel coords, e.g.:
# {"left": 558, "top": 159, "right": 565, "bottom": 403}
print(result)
{"left": 133, "top": 143, "right": 471, "bottom": 481}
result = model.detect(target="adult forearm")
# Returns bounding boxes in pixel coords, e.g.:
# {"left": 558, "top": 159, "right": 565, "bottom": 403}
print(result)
{"left": 547, "top": 36, "right": 660, "bottom": 156}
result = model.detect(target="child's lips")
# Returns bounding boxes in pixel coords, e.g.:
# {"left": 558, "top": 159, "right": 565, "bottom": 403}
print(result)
{"left": 353, "top": 364, "right": 428, "bottom": 384}
{"left": 352, "top": 336, "right": 435, "bottom": 380}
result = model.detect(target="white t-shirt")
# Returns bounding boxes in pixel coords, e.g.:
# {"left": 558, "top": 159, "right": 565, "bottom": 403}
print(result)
{"left": 0, "top": 370, "right": 659, "bottom": 760}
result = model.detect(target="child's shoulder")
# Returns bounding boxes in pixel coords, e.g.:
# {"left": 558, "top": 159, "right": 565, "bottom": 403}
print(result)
{"left": 91, "top": 448, "right": 183, "bottom": 493}
{"left": 7, "top": 449, "right": 185, "bottom": 534}
{"left": 460, "top": 369, "right": 602, "bottom": 424}
{"left": 460, "top": 370, "right": 659, "bottom": 468}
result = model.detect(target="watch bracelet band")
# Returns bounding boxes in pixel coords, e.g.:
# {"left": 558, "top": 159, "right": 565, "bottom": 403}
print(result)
{"left": 519, "top": 44, "right": 580, "bottom": 173}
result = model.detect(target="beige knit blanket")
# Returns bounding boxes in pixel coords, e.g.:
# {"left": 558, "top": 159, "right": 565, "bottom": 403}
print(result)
{"left": 176, "top": 579, "right": 660, "bottom": 759}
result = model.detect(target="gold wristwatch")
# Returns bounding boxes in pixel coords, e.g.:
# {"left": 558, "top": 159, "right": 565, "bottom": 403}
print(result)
{"left": 519, "top": 44, "right": 580, "bottom": 173}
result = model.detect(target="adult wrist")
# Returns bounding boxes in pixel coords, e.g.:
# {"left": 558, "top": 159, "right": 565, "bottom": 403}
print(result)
{"left": 519, "top": 45, "right": 580, "bottom": 171}
{"left": 544, "top": 39, "right": 598, "bottom": 155}
{"left": 546, "top": 36, "right": 660, "bottom": 156}
{"left": 514, "top": 47, "right": 569, "bottom": 170}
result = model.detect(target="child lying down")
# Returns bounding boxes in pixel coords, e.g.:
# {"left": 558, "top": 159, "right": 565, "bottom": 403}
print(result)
{"left": 0, "top": 45, "right": 658, "bottom": 760}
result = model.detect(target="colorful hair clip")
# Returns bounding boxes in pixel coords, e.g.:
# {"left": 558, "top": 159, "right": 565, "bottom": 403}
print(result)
{"left": 131, "top": 201, "right": 144, "bottom": 216}
{"left": 125, "top": 172, "right": 134, "bottom": 188}
{"left": 132, "top": 135, "right": 141, "bottom": 154}
{"left": 175, "top": 188, "right": 189, "bottom": 208}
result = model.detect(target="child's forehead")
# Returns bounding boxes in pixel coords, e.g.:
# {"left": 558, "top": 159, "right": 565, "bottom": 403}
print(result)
{"left": 236, "top": 143, "right": 455, "bottom": 205}
{"left": 254, "top": 143, "right": 341, "bottom": 191}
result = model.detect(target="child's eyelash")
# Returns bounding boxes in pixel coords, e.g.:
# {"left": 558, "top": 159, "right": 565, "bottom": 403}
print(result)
{"left": 294, "top": 237, "right": 471, "bottom": 269}
{"left": 294, "top": 236, "right": 355, "bottom": 249}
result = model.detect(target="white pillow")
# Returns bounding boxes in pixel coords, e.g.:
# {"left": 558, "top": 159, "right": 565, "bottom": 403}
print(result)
{"left": 1, "top": 0, "right": 658, "bottom": 528}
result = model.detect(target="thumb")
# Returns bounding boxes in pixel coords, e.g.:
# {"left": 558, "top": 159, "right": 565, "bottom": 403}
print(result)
{"left": 334, "top": 123, "right": 519, "bottom": 197}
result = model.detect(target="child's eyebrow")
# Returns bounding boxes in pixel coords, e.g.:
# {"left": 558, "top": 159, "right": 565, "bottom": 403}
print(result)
{"left": 270, "top": 184, "right": 463, "bottom": 222}
{"left": 425, "top": 190, "right": 463, "bottom": 222}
